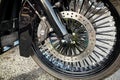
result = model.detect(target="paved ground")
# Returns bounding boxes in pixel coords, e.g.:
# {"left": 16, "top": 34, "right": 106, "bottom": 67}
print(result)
{"left": 0, "top": 47, "right": 120, "bottom": 80}
{"left": 0, "top": 47, "right": 57, "bottom": 80}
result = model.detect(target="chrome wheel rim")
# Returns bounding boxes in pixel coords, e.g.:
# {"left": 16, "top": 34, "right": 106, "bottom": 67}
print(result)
{"left": 34, "top": 0, "right": 119, "bottom": 77}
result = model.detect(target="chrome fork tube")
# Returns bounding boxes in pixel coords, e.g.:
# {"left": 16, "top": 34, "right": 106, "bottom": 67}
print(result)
{"left": 39, "top": 0, "right": 68, "bottom": 37}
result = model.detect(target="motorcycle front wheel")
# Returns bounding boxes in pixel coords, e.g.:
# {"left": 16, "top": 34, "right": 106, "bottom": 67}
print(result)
{"left": 21, "top": 0, "right": 120, "bottom": 80}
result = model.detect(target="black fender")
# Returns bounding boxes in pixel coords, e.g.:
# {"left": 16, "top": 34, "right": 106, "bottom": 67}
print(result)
{"left": 18, "top": 0, "right": 37, "bottom": 57}
{"left": 19, "top": 27, "right": 34, "bottom": 57}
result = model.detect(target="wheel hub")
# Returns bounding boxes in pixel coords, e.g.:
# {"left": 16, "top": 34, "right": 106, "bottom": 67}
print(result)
{"left": 46, "top": 11, "right": 96, "bottom": 62}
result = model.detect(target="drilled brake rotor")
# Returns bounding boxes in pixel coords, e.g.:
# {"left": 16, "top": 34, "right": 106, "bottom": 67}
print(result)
{"left": 45, "top": 11, "right": 96, "bottom": 62}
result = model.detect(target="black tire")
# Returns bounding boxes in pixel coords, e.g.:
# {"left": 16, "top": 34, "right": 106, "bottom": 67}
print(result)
{"left": 30, "top": 0, "right": 120, "bottom": 80}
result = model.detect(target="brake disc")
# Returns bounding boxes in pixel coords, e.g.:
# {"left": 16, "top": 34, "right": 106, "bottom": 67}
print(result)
{"left": 45, "top": 11, "right": 96, "bottom": 62}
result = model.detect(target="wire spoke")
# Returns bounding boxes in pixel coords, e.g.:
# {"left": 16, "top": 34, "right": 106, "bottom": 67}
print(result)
{"left": 84, "top": 2, "right": 94, "bottom": 16}
{"left": 79, "top": 0, "right": 85, "bottom": 13}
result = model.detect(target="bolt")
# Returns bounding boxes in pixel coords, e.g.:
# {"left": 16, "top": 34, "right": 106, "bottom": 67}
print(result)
{"left": 40, "top": 30, "right": 45, "bottom": 35}
{"left": 81, "top": 38, "right": 85, "bottom": 40}
{"left": 71, "top": 41, "right": 76, "bottom": 44}
{"left": 41, "top": 16, "right": 46, "bottom": 21}
{"left": 49, "top": 28, "right": 53, "bottom": 32}
{"left": 72, "top": 33, "right": 76, "bottom": 36}
{"left": 61, "top": 40, "right": 67, "bottom": 43}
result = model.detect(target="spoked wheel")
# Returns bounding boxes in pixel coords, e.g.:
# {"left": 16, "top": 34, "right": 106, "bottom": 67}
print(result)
{"left": 31, "top": 0, "right": 120, "bottom": 80}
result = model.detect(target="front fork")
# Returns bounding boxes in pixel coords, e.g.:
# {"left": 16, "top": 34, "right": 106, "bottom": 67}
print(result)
{"left": 39, "top": 0, "right": 68, "bottom": 38}
{"left": 31, "top": 0, "right": 69, "bottom": 39}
